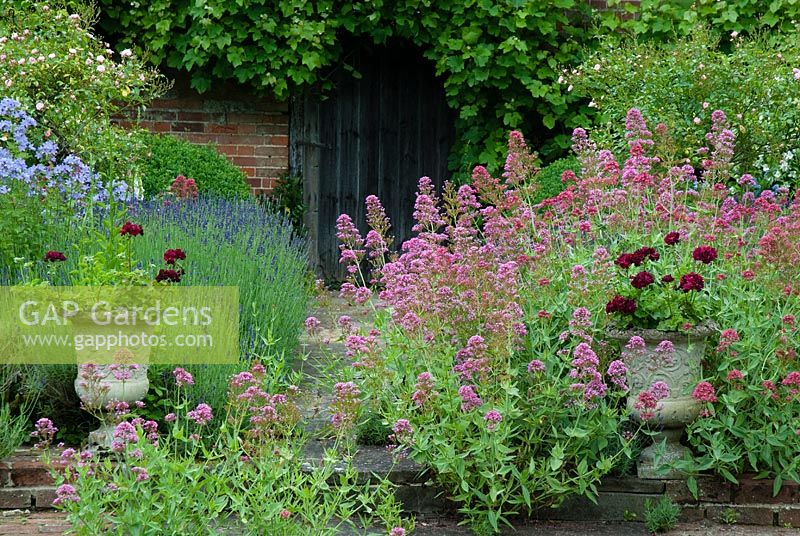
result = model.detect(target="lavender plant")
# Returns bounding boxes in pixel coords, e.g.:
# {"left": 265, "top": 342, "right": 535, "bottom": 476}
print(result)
{"left": 129, "top": 196, "right": 310, "bottom": 411}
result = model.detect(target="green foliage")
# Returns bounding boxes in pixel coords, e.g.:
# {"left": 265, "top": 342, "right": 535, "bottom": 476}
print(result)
{"left": 532, "top": 157, "right": 576, "bottom": 204}
{"left": 0, "top": 0, "right": 168, "bottom": 184}
{"left": 570, "top": 28, "right": 800, "bottom": 187}
{"left": 97, "top": 0, "right": 598, "bottom": 173}
{"left": 720, "top": 508, "right": 740, "bottom": 525}
{"left": 0, "top": 366, "right": 34, "bottom": 458}
{"left": 135, "top": 132, "right": 251, "bottom": 198}
{"left": 599, "top": 0, "right": 800, "bottom": 38}
{"left": 355, "top": 411, "right": 390, "bottom": 447}
{"left": 48, "top": 363, "right": 410, "bottom": 535}
{"left": 644, "top": 497, "right": 680, "bottom": 533}
{"left": 130, "top": 196, "right": 309, "bottom": 410}
{"left": 271, "top": 174, "right": 307, "bottom": 234}
{"left": 98, "top": 0, "right": 800, "bottom": 173}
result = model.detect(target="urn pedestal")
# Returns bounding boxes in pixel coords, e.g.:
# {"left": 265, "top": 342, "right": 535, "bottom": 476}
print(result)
{"left": 609, "top": 324, "right": 712, "bottom": 479}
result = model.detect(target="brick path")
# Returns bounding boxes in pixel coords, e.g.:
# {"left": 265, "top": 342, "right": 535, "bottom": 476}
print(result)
{"left": 0, "top": 511, "right": 69, "bottom": 535}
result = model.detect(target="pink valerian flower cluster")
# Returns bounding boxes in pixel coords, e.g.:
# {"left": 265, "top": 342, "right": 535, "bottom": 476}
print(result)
{"left": 53, "top": 483, "right": 80, "bottom": 505}
{"left": 346, "top": 329, "right": 382, "bottom": 369}
{"left": 484, "top": 409, "right": 503, "bottom": 431}
{"left": 330, "top": 381, "right": 361, "bottom": 431}
{"left": 411, "top": 372, "right": 437, "bottom": 407}
{"left": 702, "top": 110, "right": 736, "bottom": 183}
{"left": 226, "top": 362, "right": 300, "bottom": 444}
{"left": 607, "top": 360, "right": 628, "bottom": 391}
{"left": 304, "top": 316, "right": 321, "bottom": 334}
{"left": 634, "top": 381, "right": 671, "bottom": 421}
{"left": 692, "top": 381, "right": 718, "bottom": 404}
{"left": 716, "top": 329, "right": 740, "bottom": 354}
{"left": 458, "top": 385, "right": 483, "bottom": 412}
{"left": 453, "top": 335, "right": 492, "bottom": 382}
{"left": 187, "top": 403, "right": 213, "bottom": 426}
{"left": 172, "top": 367, "right": 194, "bottom": 388}
{"left": 31, "top": 417, "right": 58, "bottom": 449}
{"left": 569, "top": 342, "right": 607, "bottom": 402}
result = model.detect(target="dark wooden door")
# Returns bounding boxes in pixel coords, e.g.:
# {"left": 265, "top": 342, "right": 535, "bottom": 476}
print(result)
{"left": 291, "top": 43, "right": 455, "bottom": 279}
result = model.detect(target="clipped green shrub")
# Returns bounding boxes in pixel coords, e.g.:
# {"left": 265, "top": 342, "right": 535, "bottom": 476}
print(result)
{"left": 532, "top": 156, "right": 576, "bottom": 204}
{"left": 136, "top": 132, "right": 251, "bottom": 198}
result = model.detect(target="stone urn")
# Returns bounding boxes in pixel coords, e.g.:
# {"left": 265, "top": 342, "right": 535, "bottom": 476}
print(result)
{"left": 70, "top": 314, "right": 151, "bottom": 448}
{"left": 608, "top": 323, "right": 714, "bottom": 479}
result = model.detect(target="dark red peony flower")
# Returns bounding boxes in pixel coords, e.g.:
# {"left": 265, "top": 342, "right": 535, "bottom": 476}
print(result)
{"left": 662, "top": 274, "right": 675, "bottom": 283}
{"left": 664, "top": 231, "right": 681, "bottom": 246}
{"left": 163, "top": 248, "right": 187, "bottom": 265}
{"left": 606, "top": 295, "right": 637, "bottom": 314}
{"left": 120, "top": 222, "right": 143, "bottom": 237}
{"left": 692, "top": 245, "right": 718, "bottom": 264}
{"left": 155, "top": 269, "right": 182, "bottom": 283}
{"left": 678, "top": 272, "right": 705, "bottom": 292}
{"left": 44, "top": 250, "right": 66, "bottom": 262}
{"left": 631, "top": 271, "right": 655, "bottom": 289}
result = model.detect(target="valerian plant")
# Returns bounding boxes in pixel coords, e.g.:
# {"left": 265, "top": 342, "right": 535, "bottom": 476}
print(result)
{"left": 41, "top": 363, "right": 412, "bottom": 535}
{"left": 334, "top": 107, "right": 800, "bottom": 532}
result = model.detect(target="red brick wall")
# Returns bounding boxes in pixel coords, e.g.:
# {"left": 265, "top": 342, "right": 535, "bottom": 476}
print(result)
{"left": 120, "top": 77, "right": 289, "bottom": 195}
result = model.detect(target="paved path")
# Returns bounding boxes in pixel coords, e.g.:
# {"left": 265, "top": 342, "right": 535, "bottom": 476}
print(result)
{"left": 2, "top": 511, "right": 799, "bottom": 535}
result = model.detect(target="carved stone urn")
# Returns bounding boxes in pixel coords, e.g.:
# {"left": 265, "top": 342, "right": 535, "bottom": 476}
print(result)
{"left": 608, "top": 323, "right": 714, "bottom": 479}
{"left": 70, "top": 314, "right": 150, "bottom": 448}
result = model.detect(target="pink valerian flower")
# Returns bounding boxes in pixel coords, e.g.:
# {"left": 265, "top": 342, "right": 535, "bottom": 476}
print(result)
{"left": 132, "top": 466, "right": 150, "bottom": 481}
{"left": 703, "top": 110, "right": 736, "bottom": 183}
{"left": 570, "top": 343, "right": 608, "bottom": 401}
{"left": 330, "top": 381, "right": 361, "bottom": 430}
{"left": 53, "top": 484, "right": 80, "bottom": 505}
{"left": 502, "top": 130, "right": 538, "bottom": 186}
{"left": 458, "top": 385, "right": 483, "bottom": 412}
{"left": 782, "top": 371, "right": 800, "bottom": 387}
{"left": 763, "top": 380, "right": 780, "bottom": 401}
{"left": 304, "top": 316, "right": 321, "bottom": 334}
{"left": 412, "top": 372, "right": 436, "bottom": 407}
{"left": 606, "top": 360, "right": 628, "bottom": 391}
{"left": 412, "top": 176, "right": 446, "bottom": 236}
{"left": 652, "top": 340, "right": 676, "bottom": 368}
{"left": 113, "top": 421, "right": 138, "bottom": 443}
{"left": 391, "top": 419, "right": 413, "bottom": 445}
{"left": 634, "top": 382, "right": 671, "bottom": 421}
{"left": 187, "top": 403, "right": 213, "bottom": 426}
{"left": 172, "top": 367, "right": 194, "bottom": 387}
{"left": 31, "top": 417, "right": 58, "bottom": 449}
{"left": 164, "top": 413, "right": 176, "bottom": 422}
{"left": 484, "top": 409, "right": 503, "bottom": 431}
{"left": 716, "top": 329, "right": 740, "bottom": 353}
{"left": 726, "top": 369, "right": 744, "bottom": 382}
{"left": 527, "top": 359, "right": 545, "bottom": 373}
{"left": 389, "top": 528, "right": 407, "bottom": 536}
{"left": 692, "top": 381, "right": 717, "bottom": 403}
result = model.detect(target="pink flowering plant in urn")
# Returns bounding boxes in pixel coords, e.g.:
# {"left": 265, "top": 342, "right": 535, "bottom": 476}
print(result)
{"left": 329, "top": 105, "right": 800, "bottom": 531}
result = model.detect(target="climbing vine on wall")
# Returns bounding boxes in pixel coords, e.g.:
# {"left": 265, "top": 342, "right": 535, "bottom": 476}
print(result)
{"left": 98, "top": 0, "right": 800, "bottom": 174}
